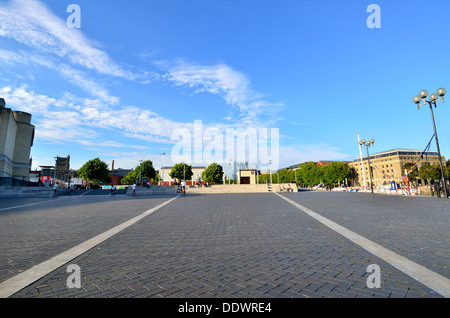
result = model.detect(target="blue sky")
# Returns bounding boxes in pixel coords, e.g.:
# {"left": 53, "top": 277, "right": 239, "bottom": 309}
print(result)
{"left": 1, "top": 0, "right": 450, "bottom": 172}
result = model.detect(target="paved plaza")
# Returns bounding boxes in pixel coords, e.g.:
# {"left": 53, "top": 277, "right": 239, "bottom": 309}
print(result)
{"left": 0, "top": 190, "right": 448, "bottom": 300}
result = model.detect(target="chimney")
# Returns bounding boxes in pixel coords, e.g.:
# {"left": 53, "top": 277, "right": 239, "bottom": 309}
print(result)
{"left": 111, "top": 160, "right": 114, "bottom": 170}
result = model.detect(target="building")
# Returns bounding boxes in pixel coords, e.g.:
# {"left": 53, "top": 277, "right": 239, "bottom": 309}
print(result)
{"left": 0, "top": 98, "right": 35, "bottom": 185}
{"left": 227, "top": 161, "right": 247, "bottom": 180}
{"left": 347, "top": 148, "right": 446, "bottom": 188}
{"left": 158, "top": 166, "right": 206, "bottom": 185}
{"left": 237, "top": 169, "right": 259, "bottom": 184}
{"left": 55, "top": 155, "right": 70, "bottom": 185}
{"left": 108, "top": 168, "right": 134, "bottom": 185}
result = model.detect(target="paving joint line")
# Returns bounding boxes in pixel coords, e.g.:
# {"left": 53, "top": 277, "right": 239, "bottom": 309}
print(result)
{"left": 0, "top": 195, "right": 179, "bottom": 298}
{"left": 275, "top": 193, "right": 450, "bottom": 298}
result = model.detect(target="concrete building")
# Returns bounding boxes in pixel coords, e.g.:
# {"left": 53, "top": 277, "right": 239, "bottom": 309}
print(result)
{"left": 347, "top": 148, "right": 446, "bottom": 187}
{"left": 158, "top": 166, "right": 206, "bottom": 185}
{"left": 0, "top": 98, "right": 35, "bottom": 185}
{"left": 237, "top": 169, "right": 259, "bottom": 184}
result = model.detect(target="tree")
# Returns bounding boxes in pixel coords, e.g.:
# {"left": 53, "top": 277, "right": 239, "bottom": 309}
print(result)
{"left": 323, "top": 162, "right": 351, "bottom": 186}
{"left": 139, "top": 160, "right": 156, "bottom": 180}
{"left": 202, "top": 163, "right": 224, "bottom": 184}
{"left": 296, "top": 161, "right": 325, "bottom": 187}
{"left": 169, "top": 163, "right": 193, "bottom": 181}
{"left": 78, "top": 158, "right": 111, "bottom": 185}
{"left": 121, "top": 170, "right": 138, "bottom": 185}
{"left": 120, "top": 160, "right": 157, "bottom": 185}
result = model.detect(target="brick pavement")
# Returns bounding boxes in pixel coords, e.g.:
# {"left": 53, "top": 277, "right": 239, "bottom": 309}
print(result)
{"left": 1, "top": 192, "right": 445, "bottom": 298}
{"left": 0, "top": 195, "right": 174, "bottom": 282}
{"left": 281, "top": 191, "right": 450, "bottom": 278}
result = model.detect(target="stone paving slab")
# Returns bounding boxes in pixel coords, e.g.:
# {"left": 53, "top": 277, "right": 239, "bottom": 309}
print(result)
{"left": 0, "top": 195, "right": 175, "bottom": 283}
{"left": 281, "top": 191, "right": 450, "bottom": 278}
{"left": 2, "top": 193, "right": 445, "bottom": 298}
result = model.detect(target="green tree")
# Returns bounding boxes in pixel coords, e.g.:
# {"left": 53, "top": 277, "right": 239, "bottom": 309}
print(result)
{"left": 202, "top": 163, "right": 224, "bottom": 184}
{"left": 78, "top": 158, "right": 111, "bottom": 185}
{"left": 446, "top": 160, "right": 450, "bottom": 180}
{"left": 120, "top": 160, "right": 157, "bottom": 185}
{"left": 418, "top": 162, "right": 442, "bottom": 190}
{"left": 323, "top": 162, "right": 351, "bottom": 186}
{"left": 121, "top": 170, "right": 138, "bottom": 185}
{"left": 169, "top": 163, "right": 193, "bottom": 181}
{"left": 139, "top": 160, "right": 157, "bottom": 180}
{"left": 297, "top": 161, "right": 325, "bottom": 187}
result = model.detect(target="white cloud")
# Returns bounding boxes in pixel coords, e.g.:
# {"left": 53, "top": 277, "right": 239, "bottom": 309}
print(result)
{"left": 0, "top": 0, "right": 145, "bottom": 81}
{"left": 0, "top": 85, "right": 187, "bottom": 147}
{"left": 158, "top": 60, "right": 283, "bottom": 125}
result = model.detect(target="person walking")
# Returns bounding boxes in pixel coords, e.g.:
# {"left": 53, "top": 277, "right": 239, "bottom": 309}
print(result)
{"left": 53, "top": 183, "right": 58, "bottom": 197}
{"left": 181, "top": 180, "right": 186, "bottom": 196}
{"left": 132, "top": 183, "right": 136, "bottom": 196}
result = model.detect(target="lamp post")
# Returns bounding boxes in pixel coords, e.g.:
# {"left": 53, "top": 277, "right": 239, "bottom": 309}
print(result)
{"left": 359, "top": 139, "right": 375, "bottom": 193}
{"left": 159, "top": 153, "right": 169, "bottom": 186}
{"left": 256, "top": 163, "right": 259, "bottom": 184}
{"left": 53, "top": 156, "right": 58, "bottom": 187}
{"left": 413, "top": 88, "right": 448, "bottom": 199}
{"left": 139, "top": 160, "right": 143, "bottom": 186}
{"left": 228, "top": 160, "right": 232, "bottom": 185}
{"left": 269, "top": 160, "right": 273, "bottom": 185}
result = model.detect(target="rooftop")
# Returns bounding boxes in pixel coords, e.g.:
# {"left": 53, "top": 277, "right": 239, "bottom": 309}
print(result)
{"left": 353, "top": 148, "right": 439, "bottom": 161}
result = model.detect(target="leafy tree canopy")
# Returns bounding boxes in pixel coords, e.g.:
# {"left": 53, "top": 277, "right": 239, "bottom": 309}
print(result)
{"left": 120, "top": 160, "right": 157, "bottom": 185}
{"left": 169, "top": 163, "right": 193, "bottom": 181}
{"left": 78, "top": 158, "right": 111, "bottom": 184}
{"left": 323, "top": 162, "right": 351, "bottom": 185}
{"left": 202, "top": 163, "right": 224, "bottom": 184}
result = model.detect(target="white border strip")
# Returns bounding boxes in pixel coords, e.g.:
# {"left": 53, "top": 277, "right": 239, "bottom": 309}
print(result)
{"left": 276, "top": 193, "right": 450, "bottom": 298}
{"left": 0, "top": 195, "right": 179, "bottom": 298}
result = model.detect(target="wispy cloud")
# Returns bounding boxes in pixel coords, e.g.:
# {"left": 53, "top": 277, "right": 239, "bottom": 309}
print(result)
{"left": 0, "top": 85, "right": 184, "bottom": 145}
{"left": 0, "top": 0, "right": 146, "bottom": 81}
{"left": 157, "top": 60, "right": 283, "bottom": 125}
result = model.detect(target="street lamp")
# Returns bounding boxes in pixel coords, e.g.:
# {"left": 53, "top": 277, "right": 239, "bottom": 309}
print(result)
{"left": 54, "top": 156, "right": 58, "bottom": 187}
{"left": 359, "top": 139, "right": 375, "bottom": 193}
{"left": 269, "top": 160, "right": 273, "bottom": 185}
{"left": 228, "top": 160, "right": 233, "bottom": 185}
{"left": 256, "top": 163, "right": 259, "bottom": 184}
{"left": 139, "top": 160, "right": 143, "bottom": 186}
{"left": 159, "top": 153, "right": 169, "bottom": 186}
{"left": 413, "top": 88, "right": 448, "bottom": 199}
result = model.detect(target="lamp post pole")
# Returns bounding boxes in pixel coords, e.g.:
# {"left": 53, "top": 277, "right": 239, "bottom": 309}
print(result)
{"left": 159, "top": 153, "right": 169, "bottom": 186}
{"left": 139, "top": 160, "right": 143, "bottom": 186}
{"left": 414, "top": 88, "right": 448, "bottom": 199}
{"left": 228, "top": 160, "right": 233, "bottom": 185}
{"left": 359, "top": 139, "right": 375, "bottom": 194}
{"left": 269, "top": 160, "right": 272, "bottom": 185}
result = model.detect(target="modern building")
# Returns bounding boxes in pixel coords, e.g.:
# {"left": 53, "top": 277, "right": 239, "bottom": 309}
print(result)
{"left": 227, "top": 161, "right": 248, "bottom": 180}
{"left": 0, "top": 98, "right": 35, "bottom": 185}
{"left": 347, "top": 148, "right": 446, "bottom": 187}
{"left": 158, "top": 166, "right": 206, "bottom": 185}
{"left": 237, "top": 169, "right": 259, "bottom": 184}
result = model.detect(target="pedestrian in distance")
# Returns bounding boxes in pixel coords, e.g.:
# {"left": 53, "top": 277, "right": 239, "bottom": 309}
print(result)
{"left": 53, "top": 183, "right": 58, "bottom": 197}
{"left": 181, "top": 180, "right": 186, "bottom": 196}
{"left": 111, "top": 185, "right": 116, "bottom": 196}
{"left": 132, "top": 183, "right": 136, "bottom": 196}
